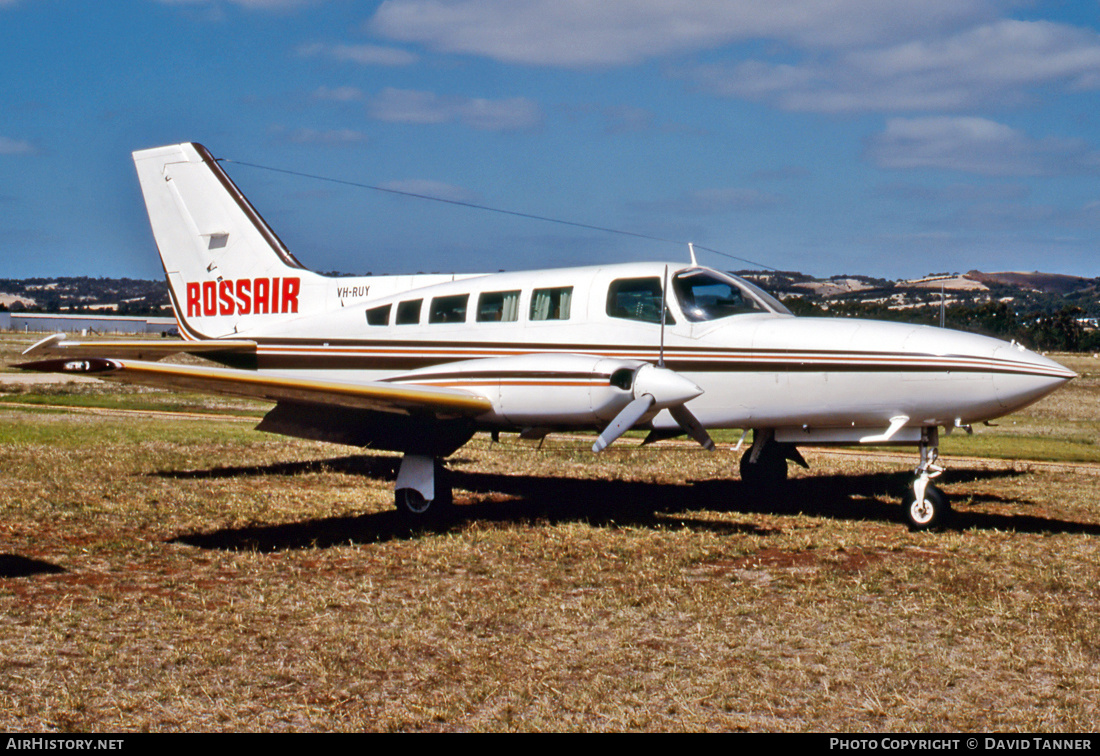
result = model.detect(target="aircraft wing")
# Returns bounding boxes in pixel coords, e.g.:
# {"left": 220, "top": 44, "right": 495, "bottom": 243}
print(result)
{"left": 22, "top": 333, "right": 258, "bottom": 362}
{"left": 15, "top": 357, "right": 493, "bottom": 418}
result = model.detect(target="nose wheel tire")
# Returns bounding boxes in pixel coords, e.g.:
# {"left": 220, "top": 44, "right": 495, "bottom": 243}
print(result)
{"left": 906, "top": 484, "right": 950, "bottom": 531}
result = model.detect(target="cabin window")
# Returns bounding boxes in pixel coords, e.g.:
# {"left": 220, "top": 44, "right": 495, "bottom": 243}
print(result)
{"left": 606, "top": 277, "right": 675, "bottom": 324}
{"left": 429, "top": 294, "right": 469, "bottom": 324}
{"left": 365, "top": 304, "right": 391, "bottom": 326}
{"left": 395, "top": 299, "right": 422, "bottom": 325}
{"left": 530, "top": 286, "right": 572, "bottom": 321}
{"left": 672, "top": 269, "right": 789, "bottom": 321}
{"left": 477, "top": 290, "right": 520, "bottom": 322}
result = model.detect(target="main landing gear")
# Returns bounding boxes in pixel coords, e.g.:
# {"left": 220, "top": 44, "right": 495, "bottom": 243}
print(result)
{"left": 905, "top": 427, "right": 951, "bottom": 531}
{"left": 394, "top": 454, "right": 453, "bottom": 524}
{"left": 738, "top": 429, "right": 808, "bottom": 490}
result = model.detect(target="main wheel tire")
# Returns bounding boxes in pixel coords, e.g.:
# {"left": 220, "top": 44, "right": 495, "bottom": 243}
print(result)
{"left": 396, "top": 487, "right": 433, "bottom": 515}
{"left": 739, "top": 446, "right": 788, "bottom": 489}
{"left": 906, "top": 484, "right": 950, "bottom": 531}
{"left": 395, "top": 462, "right": 453, "bottom": 524}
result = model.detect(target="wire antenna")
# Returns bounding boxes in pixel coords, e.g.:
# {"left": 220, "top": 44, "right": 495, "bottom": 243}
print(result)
{"left": 220, "top": 157, "right": 780, "bottom": 272}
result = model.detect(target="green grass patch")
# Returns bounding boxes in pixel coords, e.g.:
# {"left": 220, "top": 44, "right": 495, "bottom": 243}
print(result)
{"left": 0, "top": 386, "right": 269, "bottom": 417}
{"left": 0, "top": 406, "right": 262, "bottom": 447}
{"left": 941, "top": 429, "right": 1099, "bottom": 463}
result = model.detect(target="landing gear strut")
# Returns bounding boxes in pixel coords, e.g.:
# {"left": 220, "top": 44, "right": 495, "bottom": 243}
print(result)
{"left": 394, "top": 454, "right": 453, "bottom": 524}
{"left": 906, "top": 427, "right": 950, "bottom": 531}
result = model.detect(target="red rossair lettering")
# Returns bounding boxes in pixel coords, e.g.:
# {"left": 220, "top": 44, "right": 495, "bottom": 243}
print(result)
{"left": 282, "top": 277, "right": 300, "bottom": 314}
{"left": 186, "top": 282, "right": 201, "bottom": 318}
{"left": 236, "top": 279, "right": 251, "bottom": 315}
{"left": 253, "top": 278, "right": 270, "bottom": 314}
{"left": 181, "top": 277, "right": 302, "bottom": 317}
{"left": 202, "top": 281, "right": 217, "bottom": 316}
{"left": 219, "top": 280, "right": 234, "bottom": 316}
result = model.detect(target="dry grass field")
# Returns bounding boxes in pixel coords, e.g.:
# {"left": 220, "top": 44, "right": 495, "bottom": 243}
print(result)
{"left": 1, "top": 333, "right": 1098, "bottom": 732}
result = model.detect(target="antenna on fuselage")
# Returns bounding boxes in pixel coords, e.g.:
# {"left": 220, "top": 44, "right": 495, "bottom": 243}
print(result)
{"left": 688, "top": 242, "right": 698, "bottom": 267}
{"left": 659, "top": 265, "right": 668, "bottom": 368}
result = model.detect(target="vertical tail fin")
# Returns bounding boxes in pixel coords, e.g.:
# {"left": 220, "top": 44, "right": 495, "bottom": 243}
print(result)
{"left": 133, "top": 143, "right": 323, "bottom": 339}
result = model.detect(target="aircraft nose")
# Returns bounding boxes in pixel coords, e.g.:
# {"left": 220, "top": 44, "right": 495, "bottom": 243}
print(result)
{"left": 991, "top": 343, "right": 1076, "bottom": 412}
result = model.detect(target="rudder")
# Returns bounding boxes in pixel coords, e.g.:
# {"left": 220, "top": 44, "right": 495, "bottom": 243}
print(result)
{"left": 133, "top": 142, "right": 322, "bottom": 339}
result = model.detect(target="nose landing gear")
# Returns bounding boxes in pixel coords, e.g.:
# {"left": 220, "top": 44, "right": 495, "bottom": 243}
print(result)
{"left": 906, "top": 427, "right": 950, "bottom": 531}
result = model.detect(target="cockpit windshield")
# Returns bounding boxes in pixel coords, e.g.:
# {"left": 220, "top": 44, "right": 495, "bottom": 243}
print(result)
{"left": 672, "top": 268, "right": 791, "bottom": 322}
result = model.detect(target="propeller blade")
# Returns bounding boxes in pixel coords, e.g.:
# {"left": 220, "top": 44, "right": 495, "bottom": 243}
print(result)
{"left": 592, "top": 395, "right": 655, "bottom": 452}
{"left": 669, "top": 403, "right": 716, "bottom": 451}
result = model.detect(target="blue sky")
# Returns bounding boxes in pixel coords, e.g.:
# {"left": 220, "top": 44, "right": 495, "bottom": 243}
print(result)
{"left": 3, "top": 0, "right": 1100, "bottom": 280}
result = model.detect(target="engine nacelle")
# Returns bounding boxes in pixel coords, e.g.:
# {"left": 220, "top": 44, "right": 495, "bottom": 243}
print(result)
{"left": 383, "top": 353, "right": 653, "bottom": 428}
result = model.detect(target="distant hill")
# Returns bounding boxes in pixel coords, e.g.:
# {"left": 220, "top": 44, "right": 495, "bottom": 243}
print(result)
{"left": 965, "top": 271, "right": 1098, "bottom": 295}
{"left": 0, "top": 277, "right": 170, "bottom": 315}
{"left": 739, "top": 269, "right": 1100, "bottom": 317}
{"left": 737, "top": 269, "right": 1099, "bottom": 352}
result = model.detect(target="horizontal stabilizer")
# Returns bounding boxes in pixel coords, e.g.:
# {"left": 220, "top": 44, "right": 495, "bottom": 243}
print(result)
{"left": 22, "top": 333, "right": 257, "bottom": 362}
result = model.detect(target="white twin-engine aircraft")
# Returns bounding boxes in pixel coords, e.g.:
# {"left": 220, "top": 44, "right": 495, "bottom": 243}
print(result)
{"left": 20, "top": 143, "right": 1076, "bottom": 530}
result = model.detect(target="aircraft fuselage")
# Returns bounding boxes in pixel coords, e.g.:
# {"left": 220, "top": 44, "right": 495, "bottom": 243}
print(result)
{"left": 190, "top": 261, "right": 1073, "bottom": 444}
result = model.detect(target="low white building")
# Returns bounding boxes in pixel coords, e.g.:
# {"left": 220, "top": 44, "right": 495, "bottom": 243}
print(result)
{"left": 2, "top": 312, "right": 177, "bottom": 336}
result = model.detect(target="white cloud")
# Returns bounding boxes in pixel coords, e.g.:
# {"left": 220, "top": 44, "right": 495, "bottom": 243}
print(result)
{"left": 689, "top": 20, "right": 1100, "bottom": 112}
{"left": 864, "top": 117, "right": 1100, "bottom": 176}
{"left": 1070, "top": 200, "right": 1100, "bottom": 227}
{"left": 155, "top": 0, "right": 317, "bottom": 9}
{"left": 690, "top": 187, "right": 782, "bottom": 212}
{"left": 0, "top": 136, "right": 35, "bottom": 155}
{"left": 298, "top": 42, "right": 418, "bottom": 66}
{"left": 369, "top": 0, "right": 992, "bottom": 67}
{"left": 879, "top": 181, "right": 1030, "bottom": 203}
{"left": 368, "top": 88, "right": 542, "bottom": 131}
{"left": 378, "top": 179, "right": 478, "bottom": 203}
{"left": 600, "top": 105, "right": 654, "bottom": 134}
{"left": 311, "top": 85, "right": 366, "bottom": 102}
{"left": 952, "top": 200, "right": 1058, "bottom": 229}
{"left": 229, "top": 0, "right": 313, "bottom": 7}
{"left": 285, "top": 128, "right": 368, "bottom": 145}
{"left": 636, "top": 186, "right": 782, "bottom": 216}
{"left": 750, "top": 166, "right": 811, "bottom": 181}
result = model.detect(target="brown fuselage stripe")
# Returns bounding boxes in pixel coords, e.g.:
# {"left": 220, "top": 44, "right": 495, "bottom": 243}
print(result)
{"left": 225, "top": 344, "right": 1067, "bottom": 378}
{"left": 382, "top": 370, "right": 614, "bottom": 383}
{"left": 400, "top": 380, "right": 608, "bottom": 388}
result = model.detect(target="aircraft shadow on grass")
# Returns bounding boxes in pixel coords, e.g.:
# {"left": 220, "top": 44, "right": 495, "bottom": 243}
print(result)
{"left": 0, "top": 554, "right": 66, "bottom": 579}
{"left": 160, "top": 453, "right": 1100, "bottom": 552}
